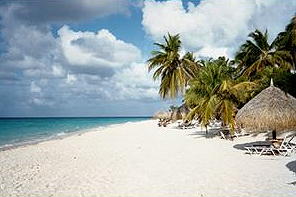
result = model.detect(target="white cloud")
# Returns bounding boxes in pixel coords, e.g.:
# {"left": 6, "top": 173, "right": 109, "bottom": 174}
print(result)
{"left": 142, "top": 0, "right": 296, "bottom": 58}
{"left": 0, "top": 9, "right": 158, "bottom": 112}
{"left": 58, "top": 26, "right": 141, "bottom": 70}
{"left": 113, "top": 63, "right": 159, "bottom": 100}
{"left": 0, "top": 0, "right": 165, "bottom": 116}
{"left": 197, "top": 47, "right": 228, "bottom": 59}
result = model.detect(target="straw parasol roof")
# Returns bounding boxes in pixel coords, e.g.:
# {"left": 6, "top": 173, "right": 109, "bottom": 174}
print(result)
{"left": 236, "top": 80, "right": 296, "bottom": 133}
{"left": 170, "top": 104, "right": 190, "bottom": 121}
{"left": 171, "top": 109, "right": 182, "bottom": 121}
{"left": 153, "top": 111, "right": 171, "bottom": 119}
{"left": 178, "top": 104, "right": 190, "bottom": 118}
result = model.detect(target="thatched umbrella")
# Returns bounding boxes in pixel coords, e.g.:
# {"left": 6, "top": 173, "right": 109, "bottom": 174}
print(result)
{"left": 153, "top": 111, "right": 171, "bottom": 120}
{"left": 171, "top": 108, "right": 182, "bottom": 121}
{"left": 170, "top": 104, "right": 190, "bottom": 121}
{"left": 236, "top": 80, "right": 296, "bottom": 136}
{"left": 178, "top": 104, "right": 190, "bottom": 119}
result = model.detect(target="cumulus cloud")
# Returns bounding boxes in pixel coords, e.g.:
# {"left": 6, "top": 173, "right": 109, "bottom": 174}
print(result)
{"left": 113, "top": 63, "right": 159, "bottom": 100}
{"left": 0, "top": 2, "right": 160, "bottom": 116}
{"left": 58, "top": 26, "right": 141, "bottom": 76}
{"left": 142, "top": 0, "right": 296, "bottom": 58}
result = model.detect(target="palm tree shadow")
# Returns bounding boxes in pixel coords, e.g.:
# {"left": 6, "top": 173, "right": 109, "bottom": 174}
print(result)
{"left": 286, "top": 160, "right": 296, "bottom": 185}
{"left": 186, "top": 128, "right": 221, "bottom": 139}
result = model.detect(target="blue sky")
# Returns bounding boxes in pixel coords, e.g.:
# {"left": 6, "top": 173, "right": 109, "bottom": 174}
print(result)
{"left": 0, "top": 0, "right": 295, "bottom": 117}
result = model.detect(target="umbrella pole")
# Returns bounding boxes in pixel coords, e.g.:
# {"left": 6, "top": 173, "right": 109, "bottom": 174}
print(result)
{"left": 272, "top": 130, "right": 276, "bottom": 140}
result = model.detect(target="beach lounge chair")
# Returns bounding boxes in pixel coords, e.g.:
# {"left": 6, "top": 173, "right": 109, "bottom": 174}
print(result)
{"left": 245, "top": 144, "right": 274, "bottom": 155}
{"left": 158, "top": 118, "right": 171, "bottom": 127}
{"left": 272, "top": 135, "right": 295, "bottom": 156}
{"left": 233, "top": 130, "right": 249, "bottom": 138}
{"left": 285, "top": 134, "right": 296, "bottom": 152}
{"left": 259, "top": 146, "right": 277, "bottom": 156}
{"left": 219, "top": 131, "right": 226, "bottom": 139}
{"left": 178, "top": 120, "right": 194, "bottom": 129}
{"left": 245, "top": 136, "right": 294, "bottom": 156}
{"left": 219, "top": 129, "right": 233, "bottom": 140}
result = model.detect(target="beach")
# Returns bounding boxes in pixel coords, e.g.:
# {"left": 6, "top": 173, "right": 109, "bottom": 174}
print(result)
{"left": 0, "top": 120, "right": 295, "bottom": 197}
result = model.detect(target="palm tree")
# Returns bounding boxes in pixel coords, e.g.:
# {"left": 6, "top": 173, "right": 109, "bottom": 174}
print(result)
{"left": 185, "top": 58, "right": 256, "bottom": 133}
{"left": 235, "top": 29, "right": 293, "bottom": 77}
{"left": 181, "top": 52, "right": 200, "bottom": 80}
{"left": 147, "top": 33, "right": 200, "bottom": 99}
{"left": 274, "top": 16, "right": 296, "bottom": 65}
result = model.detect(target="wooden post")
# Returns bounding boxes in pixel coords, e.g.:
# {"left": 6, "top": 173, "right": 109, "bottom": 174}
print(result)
{"left": 272, "top": 130, "right": 276, "bottom": 140}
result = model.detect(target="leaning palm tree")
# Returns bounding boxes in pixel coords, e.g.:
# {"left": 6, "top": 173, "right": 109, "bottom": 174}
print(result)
{"left": 235, "top": 29, "right": 293, "bottom": 77}
{"left": 274, "top": 16, "right": 296, "bottom": 65}
{"left": 185, "top": 58, "right": 256, "bottom": 133}
{"left": 181, "top": 52, "right": 200, "bottom": 80}
{"left": 147, "top": 33, "right": 200, "bottom": 98}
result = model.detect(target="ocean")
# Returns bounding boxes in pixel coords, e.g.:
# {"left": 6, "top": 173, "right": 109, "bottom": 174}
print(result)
{"left": 0, "top": 117, "right": 150, "bottom": 150}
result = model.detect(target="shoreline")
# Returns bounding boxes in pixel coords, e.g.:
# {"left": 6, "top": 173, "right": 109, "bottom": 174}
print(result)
{"left": 0, "top": 120, "right": 295, "bottom": 196}
{"left": 0, "top": 119, "right": 149, "bottom": 152}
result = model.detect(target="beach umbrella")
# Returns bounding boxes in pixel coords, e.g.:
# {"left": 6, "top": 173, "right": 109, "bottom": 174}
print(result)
{"left": 153, "top": 111, "right": 171, "bottom": 119}
{"left": 170, "top": 104, "right": 190, "bottom": 121}
{"left": 178, "top": 104, "right": 190, "bottom": 120}
{"left": 170, "top": 108, "right": 182, "bottom": 121}
{"left": 236, "top": 79, "right": 296, "bottom": 135}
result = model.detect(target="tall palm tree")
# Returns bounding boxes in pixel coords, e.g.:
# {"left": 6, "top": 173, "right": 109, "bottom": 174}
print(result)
{"left": 235, "top": 29, "right": 293, "bottom": 77}
{"left": 181, "top": 52, "right": 200, "bottom": 80}
{"left": 185, "top": 59, "right": 256, "bottom": 132}
{"left": 274, "top": 16, "right": 296, "bottom": 65}
{"left": 147, "top": 34, "right": 200, "bottom": 99}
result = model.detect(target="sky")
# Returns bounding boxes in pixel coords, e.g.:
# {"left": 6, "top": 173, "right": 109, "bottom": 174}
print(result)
{"left": 0, "top": 0, "right": 296, "bottom": 117}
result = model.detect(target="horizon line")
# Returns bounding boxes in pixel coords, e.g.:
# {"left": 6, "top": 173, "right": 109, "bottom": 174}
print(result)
{"left": 0, "top": 116, "right": 153, "bottom": 119}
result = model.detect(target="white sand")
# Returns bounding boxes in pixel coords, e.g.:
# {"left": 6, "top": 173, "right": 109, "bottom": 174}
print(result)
{"left": 0, "top": 120, "right": 295, "bottom": 197}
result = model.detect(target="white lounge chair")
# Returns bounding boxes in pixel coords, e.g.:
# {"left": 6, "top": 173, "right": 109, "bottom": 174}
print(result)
{"left": 245, "top": 136, "right": 294, "bottom": 156}
{"left": 178, "top": 121, "right": 195, "bottom": 129}
{"left": 219, "top": 131, "right": 226, "bottom": 139}
{"left": 245, "top": 144, "right": 274, "bottom": 155}
{"left": 285, "top": 134, "right": 296, "bottom": 152}
{"left": 272, "top": 135, "right": 294, "bottom": 156}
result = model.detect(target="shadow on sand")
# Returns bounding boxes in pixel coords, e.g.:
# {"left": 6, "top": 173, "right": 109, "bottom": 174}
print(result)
{"left": 286, "top": 160, "right": 296, "bottom": 173}
{"left": 185, "top": 127, "right": 222, "bottom": 139}
{"left": 233, "top": 140, "right": 271, "bottom": 151}
{"left": 286, "top": 160, "right": 296, "bottom": 185}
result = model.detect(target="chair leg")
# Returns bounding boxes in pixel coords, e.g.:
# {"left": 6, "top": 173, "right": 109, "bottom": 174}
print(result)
{"left": 259, "top": 148, "right": 266, "bottom": 156}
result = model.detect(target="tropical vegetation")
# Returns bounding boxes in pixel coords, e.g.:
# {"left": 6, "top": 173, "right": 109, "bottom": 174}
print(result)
{"left": 148, "top": 16, "right": 296, "bottom": 132}
{"left": 147, "top": 33, "right": 200, "bottom": 99}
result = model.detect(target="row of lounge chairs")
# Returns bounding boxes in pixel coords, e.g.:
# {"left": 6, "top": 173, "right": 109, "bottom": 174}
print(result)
{"left": 245, "top": 135, "right": 296, "bottom": 156}
{"left": 219, "top": 130, "right": 249, "bottom": 140}
{"left": 157, "top": 118, "right": 171, "bottom": 127}
{"left": 158, "top": 118, "right": 296, "bottom": 157}
{"left": 158, "top": 119, "right": 199, "bottom": 128}
{"left": 177, "top": 120, "right": 197, "bottom": 129}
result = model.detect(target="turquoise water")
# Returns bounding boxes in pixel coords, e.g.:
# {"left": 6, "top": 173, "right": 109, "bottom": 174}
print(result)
{"left": 0, "top": 117, "right": 150, "bottom": 149}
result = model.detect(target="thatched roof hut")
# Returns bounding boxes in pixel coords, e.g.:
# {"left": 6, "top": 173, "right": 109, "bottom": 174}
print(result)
{"left": 178, "top": 104, "right": 190, "bottom": 118}
{"left": 153, "top": 111, "right": 171, "bottom": 119}
{"left": 236, "top": 81, "right": 296, "bottom": 133}
{"left": 171, "top": 109, "right": 182, "bottom": 121}
{"left": 170, "top": 104, "right": 190, "bottom": 121}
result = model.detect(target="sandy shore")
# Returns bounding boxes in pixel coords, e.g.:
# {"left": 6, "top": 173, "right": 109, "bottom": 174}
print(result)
{"left": 0, "top": 120, "right": 295, "bottom": 197}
